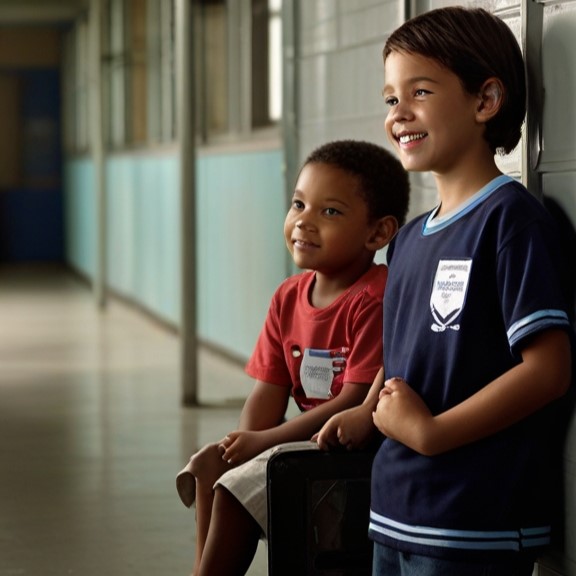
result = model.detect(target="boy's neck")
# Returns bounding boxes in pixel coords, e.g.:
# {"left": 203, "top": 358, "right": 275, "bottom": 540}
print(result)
{"left": 434, "top": 160, "right": 502, "bottom": 217}
{"left": 310, "top": 262, "right": 373, "bottom": 309}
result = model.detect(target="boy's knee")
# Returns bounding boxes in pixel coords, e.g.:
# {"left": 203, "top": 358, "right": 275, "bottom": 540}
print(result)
{"left": 190, "top": 442, "right": 227, "bottom": 480}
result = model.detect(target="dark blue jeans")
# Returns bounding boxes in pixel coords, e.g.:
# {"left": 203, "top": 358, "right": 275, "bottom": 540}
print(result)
{"left": 373, "top": 543, "right": 535, "bottom": 576}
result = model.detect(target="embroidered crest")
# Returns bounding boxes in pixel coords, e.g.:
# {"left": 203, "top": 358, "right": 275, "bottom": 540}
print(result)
{"left": 430, "top": 259, "right": 472, "bottom": 332}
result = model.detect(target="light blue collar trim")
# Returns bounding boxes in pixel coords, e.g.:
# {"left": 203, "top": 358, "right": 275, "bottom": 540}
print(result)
{"left": 423, "top": 174, "right": 513, "bottom": 236}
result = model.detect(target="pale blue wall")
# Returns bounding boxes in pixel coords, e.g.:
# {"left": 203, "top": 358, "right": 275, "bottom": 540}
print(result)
{"left": 196, "top": 148, "right": 288, "bottom": 359}
{"left": 106, "top": 154, "right": 181, "bottom": 325}
{"left": 64, "top": 153, "right": 181, "bottom": 326}
{"left": 64, "top": 158, "right": 97, "bottom": 278}
{"left": 63, "top": 147, "right": 287, "bottom": 360}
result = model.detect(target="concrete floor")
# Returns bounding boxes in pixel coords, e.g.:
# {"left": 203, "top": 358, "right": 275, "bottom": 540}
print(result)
{"left": 0, "top": 265, "right": 267, "bottom": 575}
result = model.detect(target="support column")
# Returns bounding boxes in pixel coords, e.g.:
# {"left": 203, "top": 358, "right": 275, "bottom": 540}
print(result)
{"left": 89, "top": 0, "right": 106, "bottom": 308}
{"left": 176, "top": 0, "right": 198, "bottom": 406}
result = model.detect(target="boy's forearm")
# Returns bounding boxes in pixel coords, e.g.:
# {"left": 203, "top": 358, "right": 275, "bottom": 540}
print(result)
{"left": 262, "top": 382, "right": 371, "bottom": 447}
{"left": 238, "top": 380, "right": 290, "bottom": 431}
{"left": 417, "top": 329, "right": 571, "bottom": 456}
{"left": 363, "top": 367, "right": 385, "bottom": 408}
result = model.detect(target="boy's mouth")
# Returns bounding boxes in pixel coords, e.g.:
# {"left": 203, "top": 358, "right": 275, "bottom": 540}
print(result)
{"left": 292, "top": 238, "right": 319, "bottom": 250}
{"left": 397, "top": 132, "right": 427, "bottom": 145}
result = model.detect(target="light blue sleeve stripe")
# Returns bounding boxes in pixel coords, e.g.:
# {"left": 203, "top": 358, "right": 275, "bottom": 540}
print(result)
{"left": 369, "top": 523, "right": 521, "bottom": 551}
{"left": 368, "top": 512, "right": 551, "bottom": 553}
{"left": 369, "top": 511, "right": 518, "bottom": 539}
{"left": 508, "top": 309, "right": 570, "bottom": 346}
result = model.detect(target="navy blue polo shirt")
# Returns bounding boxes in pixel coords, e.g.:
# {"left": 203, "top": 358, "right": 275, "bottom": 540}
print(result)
{"left": 369, "top": 175, "right": 571, "bottom": 560}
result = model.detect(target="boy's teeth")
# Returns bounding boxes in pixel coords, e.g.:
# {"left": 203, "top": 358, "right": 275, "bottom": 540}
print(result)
{"left": 399, "top": 133, "right": 425, "bottom": 144}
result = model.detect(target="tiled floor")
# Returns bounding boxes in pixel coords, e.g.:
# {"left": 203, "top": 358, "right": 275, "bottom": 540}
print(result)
{"left": 5, "top": 266, "right": 570, "bottom": 576}
{"left": 0, "top": 265, "right": 267, "bottom": 575}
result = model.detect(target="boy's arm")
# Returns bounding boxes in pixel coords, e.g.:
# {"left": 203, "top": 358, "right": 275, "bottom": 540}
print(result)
{"left": 315, "top": 367, "right": 384, "bottom": 451}
{"left": 373, "top": 329, "right": 571, "bottom": 456}
{"left": 216, "top": 380, "right": 290, "bottom": 465}
{"left": 220, "top": 378, "right": 371, "bottom": 464}
{"left": 238, "top": 379, "right": 291, "bottom": 432}
{"left": 266, "top": 378, "right": 371, "bottom": 441}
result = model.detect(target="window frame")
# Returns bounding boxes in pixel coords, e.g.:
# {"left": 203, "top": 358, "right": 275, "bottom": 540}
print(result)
{"left": 100, "top": 0, "right": 175, "bottom": 150}
{"left": 195, "top": 0, "right": 283, "bottom": 148}
{"left": 63, "top": 16, "right": 90, "bottom": 154}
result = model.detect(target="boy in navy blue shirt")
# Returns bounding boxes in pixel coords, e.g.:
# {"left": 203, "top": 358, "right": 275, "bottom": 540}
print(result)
{"left": 317, "top": 7, "right": 572, "bottom": 576}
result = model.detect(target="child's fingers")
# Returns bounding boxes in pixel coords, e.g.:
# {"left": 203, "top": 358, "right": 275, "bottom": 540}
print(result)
{"left": 381, "top": 376, "right": 407, "bottom": 397}
{"left": 221, "top": 444, "right": 236, "bottom": 464}
{"left": 316, "top": 429, "right": 339, "bottom": 451}
{"left": 217, "top": 435, "right": 230, "bottom": 454}
{"left": 336, "top": 427, "right": 350, "bottom": 447}
{"left": 379, "top": 383, "right": 394, "bottom": 398}
{"left": 219, "top": 435, "right": 238, "bottom": 463}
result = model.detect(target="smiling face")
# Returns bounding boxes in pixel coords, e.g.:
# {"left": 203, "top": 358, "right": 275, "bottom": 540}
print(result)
{"left": 383, "top": 50, "right": 485, "bottom": 178}
{"left": 284, "top": 162, "right": 377, "bottom": 279}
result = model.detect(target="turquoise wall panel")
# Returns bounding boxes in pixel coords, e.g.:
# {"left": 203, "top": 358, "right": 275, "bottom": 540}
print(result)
{"left": 196, "top": 148, "right": 288, "bottom": 359}
{"left": 65, "top": 148, "right": 286, "bottom": 360}
{"left": 106, "top": 157, "right": 135, "bottom": 296}
{"left": 106, "top": 154, "right": 180, "bottom": 326}
{"left": 64, "top": 158, "right": 96, "bottom": 277}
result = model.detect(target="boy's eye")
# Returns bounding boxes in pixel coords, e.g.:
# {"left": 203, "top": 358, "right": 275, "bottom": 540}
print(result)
{"left": 292, "top": 199, "right": 304, "bottom": 210}
{"left": 324, "top": 207, "right": 341, "bottom": 216}
{"left": 415, "top": 88, "right": 431, "bottom": 97}
{"left": 384, "top": 96, "right": 398, "bottom": 107}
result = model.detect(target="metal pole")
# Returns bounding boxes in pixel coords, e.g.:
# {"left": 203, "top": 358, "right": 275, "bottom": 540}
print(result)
{"left": 89, "top": 0, "right": 107, "bottom": 308}
{"left": 176, "top": 0, "right": 198, "bottom": 406}
{"left": 281, "top": 0, "right": 299, "bottom": 279}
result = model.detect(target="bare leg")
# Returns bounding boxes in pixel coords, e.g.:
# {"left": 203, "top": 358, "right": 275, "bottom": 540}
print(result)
{"left": 188, "top": 443, "right": 234, "bottom": 575}
{"left": 196, "top": 486, "right": 261, "bottom": 576}
{"left": 191, "top": 477, "right": 215, "bottom": 575}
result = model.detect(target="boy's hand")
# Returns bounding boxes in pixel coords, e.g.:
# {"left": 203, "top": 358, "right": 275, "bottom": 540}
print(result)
{"left": 315, "top": 403, "right": 377, "bottom": 451}
{"left": 218, "top": 430, "right": 269, "bottom": 465}
{"left": 373, "top": 377, "right": 434, "bottom": 452}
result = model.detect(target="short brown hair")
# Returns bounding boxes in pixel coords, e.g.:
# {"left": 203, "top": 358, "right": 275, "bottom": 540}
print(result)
{"left": 384, "top": 7, "right": 526, "bottom": 155}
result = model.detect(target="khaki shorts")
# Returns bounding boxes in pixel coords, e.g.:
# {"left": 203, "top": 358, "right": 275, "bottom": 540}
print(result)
{"left": 216, "top": 440, "right": 320, "bottom": 535}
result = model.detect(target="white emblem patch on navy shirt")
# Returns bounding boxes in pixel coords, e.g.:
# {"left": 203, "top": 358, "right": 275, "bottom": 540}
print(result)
{"left": 430, "top": 259, "right": 472, "bottom": 332}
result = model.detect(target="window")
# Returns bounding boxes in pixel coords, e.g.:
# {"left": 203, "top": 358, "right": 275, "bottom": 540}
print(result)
{"left": 102, "top": 0, "right": 175, "bottom": 148}
{"left": 104, "top": 0, "right": 127, "bottom": 147}
{"left": 147, "top": 0, "right": 175, "bottom": 142}
{"left": 195, "top": 0, "right": 283, "bottom": 143}
{"left": 127, "top": 0, "right": 148, "bottom": 144}
{"left": 267, "top": 0, "right": 282, "bottom": 123}
{"left": 252, "top": 0, "right": 282, "bottom": 127}
{"left": 196, "top": 0, "right": 229, "bottom": 138}
{"left": 63, "top": 17, "right": 89, "bottom": 153}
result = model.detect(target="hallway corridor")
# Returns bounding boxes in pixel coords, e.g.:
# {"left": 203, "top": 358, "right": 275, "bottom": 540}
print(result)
{"left": 0, "top": 266, "right": 267, "bottom": 575}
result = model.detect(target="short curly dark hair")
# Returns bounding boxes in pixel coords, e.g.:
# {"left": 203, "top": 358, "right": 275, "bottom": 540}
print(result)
{"left": 302, "top": 140, "right": 410, "bottom": 226}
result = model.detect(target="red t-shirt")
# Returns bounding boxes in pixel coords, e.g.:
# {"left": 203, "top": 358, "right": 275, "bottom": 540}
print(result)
{"left": 245, "top": 264, "right": 387, "bottom": 411}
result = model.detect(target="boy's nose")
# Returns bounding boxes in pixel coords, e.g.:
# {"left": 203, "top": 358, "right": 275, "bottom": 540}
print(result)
{"left": 296, "top": 217, "right": 315, "bottom": 230}
{"left": 390, "top": 101, "right": 413, "bottom": 121}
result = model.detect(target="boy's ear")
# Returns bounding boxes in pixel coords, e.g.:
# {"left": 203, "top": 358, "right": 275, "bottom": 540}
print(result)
{"left": 476, "top": 77, "right": 504, "bottom": 122}
{"left": 366, "top": 215, "right": 399, "bottom": 251}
